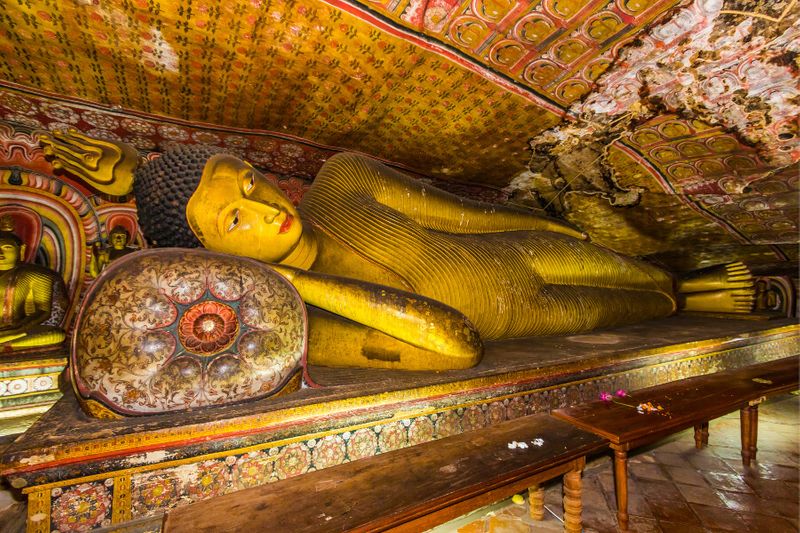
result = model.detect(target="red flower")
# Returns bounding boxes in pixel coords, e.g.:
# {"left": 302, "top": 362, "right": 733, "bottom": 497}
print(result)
{"left": 178, "top": 301, "right": 239, "bottom": 355}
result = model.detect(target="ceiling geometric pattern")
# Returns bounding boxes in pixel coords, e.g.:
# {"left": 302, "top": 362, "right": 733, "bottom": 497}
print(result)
{"left": 0, "top": 0, "right": 564, "bottom": 183}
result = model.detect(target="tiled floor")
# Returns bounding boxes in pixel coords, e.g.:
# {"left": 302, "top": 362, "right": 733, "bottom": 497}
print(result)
{"left": 0, "top": 394, "right": 797, "bottom": 532}
{"left": 437, "top": 393, "right": 799, "bottom": 533}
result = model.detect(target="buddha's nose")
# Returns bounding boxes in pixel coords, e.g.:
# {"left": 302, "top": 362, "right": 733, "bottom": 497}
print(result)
{"left": 257, "top": 202, "right": 282, "bottom": 223}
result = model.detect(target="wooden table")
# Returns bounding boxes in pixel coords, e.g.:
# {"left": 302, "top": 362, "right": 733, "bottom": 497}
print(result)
{"left": 163, "top": 414, "right": 605, "bottom": 532}
{"left": 552, "top": 356, "right": 799, "bottom": 531}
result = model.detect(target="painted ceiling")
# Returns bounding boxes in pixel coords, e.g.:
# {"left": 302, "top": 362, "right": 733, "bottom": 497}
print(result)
{"left": 0, "top": 0, "right": 797, "bottom": 273}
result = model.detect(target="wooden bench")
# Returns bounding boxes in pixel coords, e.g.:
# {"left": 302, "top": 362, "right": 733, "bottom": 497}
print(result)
{"left": 162, "top": 413, "right": 606, "bottom": 532}
{"left": 552, "top": 356, "right": 799, "bottom": 531}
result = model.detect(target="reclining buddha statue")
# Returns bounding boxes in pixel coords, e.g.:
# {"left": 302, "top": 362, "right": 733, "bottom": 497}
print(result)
{"left": 0, "top": 216, "right": 67, "bottom": 350}
{"left": 41, "top": 130, "right": 754, "bottom": 372}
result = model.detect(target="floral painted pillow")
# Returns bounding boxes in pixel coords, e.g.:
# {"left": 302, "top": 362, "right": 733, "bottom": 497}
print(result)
{"left": 72, "top": 248, "right": 307, "bottom": 417}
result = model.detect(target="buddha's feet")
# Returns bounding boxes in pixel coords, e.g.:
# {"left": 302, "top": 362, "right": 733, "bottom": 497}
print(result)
{"left": 677, "top": 262, "right": 755, "bottom": 314}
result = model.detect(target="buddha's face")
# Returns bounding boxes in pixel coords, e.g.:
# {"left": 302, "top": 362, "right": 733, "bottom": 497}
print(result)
{"left": 109, "top": 229, "right": 128, "bottom": 250}
{"left": 186, "top": 155, "right": 303, "bottom": 263}
{"left": 0, "top": 239, "right": 23, "bottom": 271}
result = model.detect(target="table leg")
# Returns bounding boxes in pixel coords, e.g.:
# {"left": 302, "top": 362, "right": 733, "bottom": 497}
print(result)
{"left": 694, "top": 421, "right": 709, "bottom": 449}
{"left": 741, "top": 404, "right": 759, "bottom": 467}
{"left": 563, "top": 469, "right": 582, "bottom": 533}
{"left": 613, "top": 448, "right": 629, "bottom": 531}
{"left": 528, "top": 484, "right": 544, "bottom": 521}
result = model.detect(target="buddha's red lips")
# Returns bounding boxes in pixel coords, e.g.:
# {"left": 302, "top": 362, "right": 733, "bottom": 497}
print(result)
{"left": 279, "top": 214, "right": 293, "bottom": 234}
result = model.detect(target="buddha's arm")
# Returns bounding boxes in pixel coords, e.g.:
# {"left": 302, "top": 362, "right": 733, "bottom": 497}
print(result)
{"left": 89, "top": 245, "right": 110, "bottom": 278}
{"left": 6, "top": 276, "right": 55, "bottom": 332}
{"left": 39, "top": 129, "right": 139, "bottom": 196}
{"left": 0, "top": 276, "right": 54, "bottom": 342}
{"left": 271, "top": 265, "right": 483, "bottom": 369}
{"left": 315, "top": 153, "right": 585, "bottom": 239}
{"left": 380, "top": 181, "right": 585, "bottom": 238}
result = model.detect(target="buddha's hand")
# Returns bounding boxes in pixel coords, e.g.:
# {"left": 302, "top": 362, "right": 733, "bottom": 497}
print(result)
{"left": 40, "top": 129, "right": 139, "bottom": 196}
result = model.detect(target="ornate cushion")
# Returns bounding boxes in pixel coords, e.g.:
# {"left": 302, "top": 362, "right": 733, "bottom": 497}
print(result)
{"left": 71, "top": 248, "right": 307, "bottom": 417}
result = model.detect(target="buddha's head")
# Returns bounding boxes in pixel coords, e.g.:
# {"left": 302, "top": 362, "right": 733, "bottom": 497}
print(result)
{"left": 108, "top": 226, "right": 130, "bottom": 250}
{"left": 0, "top": 216, "right": 24, "bottom": 271}
{"left": 187, "top": 154, "right": 303, "bottom": 263}
{"left": 133, "top": 145, "right": 302, "bottom": 263}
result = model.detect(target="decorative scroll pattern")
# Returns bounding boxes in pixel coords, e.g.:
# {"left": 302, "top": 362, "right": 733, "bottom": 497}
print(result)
{"left": 26, "top": 487, "right": 50, "bottom": 533}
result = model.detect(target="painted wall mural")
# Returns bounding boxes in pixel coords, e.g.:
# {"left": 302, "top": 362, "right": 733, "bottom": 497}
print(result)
{"left": 0, "top": 0, "right": 796, "bottom": 276}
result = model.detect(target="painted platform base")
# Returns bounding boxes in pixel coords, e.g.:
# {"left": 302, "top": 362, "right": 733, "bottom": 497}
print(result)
{"left": 1, "top": 316, "right": 798, "bottom": 532}
{"left": 0, "top": 348, "right": 67, "bottom": 437}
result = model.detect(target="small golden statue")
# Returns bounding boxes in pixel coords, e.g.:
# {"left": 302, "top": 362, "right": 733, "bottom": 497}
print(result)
{"left": 89, "top": 225, "right": 138, "bottom": 277}
{"left": 41, "top": 130, "right": 753, "bottom": 369}
{"left": 0, "top": 216, "right": 67, "bottom": 350}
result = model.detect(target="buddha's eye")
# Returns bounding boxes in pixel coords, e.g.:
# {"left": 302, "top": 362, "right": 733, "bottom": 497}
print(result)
{"left": 227, "top": 209, "right": 240, "bottom": 232}
{"left": 243, "top": 172, "right": 255, "bottom": 193}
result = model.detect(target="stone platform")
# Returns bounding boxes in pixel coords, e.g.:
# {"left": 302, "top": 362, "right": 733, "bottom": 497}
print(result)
{"left": 0, "top": 316, "right": 797, "bottom": 532}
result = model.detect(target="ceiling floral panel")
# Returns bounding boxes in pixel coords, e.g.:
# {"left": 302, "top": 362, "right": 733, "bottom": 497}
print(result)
{"left": 0, "top": 0, "right": 561, "bottom": 183}
{"left": 619, "top": 115, "right": 798, "bottom": 248}
{"left": 509, "top": 0, "right": 798, "bottom": 271}
{"left": 562, "top": 143, "right": 796, "bottom": 272}
{"left": 356, "top": 0, "right": 683, "bottom": 108}
{"left": 0, "top": 90, "right": 510, "bottom": 204}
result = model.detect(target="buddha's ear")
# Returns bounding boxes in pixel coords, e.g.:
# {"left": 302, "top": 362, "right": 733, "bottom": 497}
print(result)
{"left": 18, "top": 244, "right": 26, "bottom": 261}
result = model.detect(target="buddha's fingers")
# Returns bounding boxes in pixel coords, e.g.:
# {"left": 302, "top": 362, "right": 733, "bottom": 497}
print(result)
{"left": 41, "top": 128, "right": 99, "bottom": 153}
{"left": 0, "top": 332, "right": 26, "bottom": 344}
{"left": 42, "top": 141, "right": 104, "bottom": 181}
{"left": 726, "top": 264, "right": 752, "bottom": 279}
{"left": 544, "top": 221, "right": 587, "bottom": 240}
{"left": 39, "top": 129, "right": 139, "bottom": 195}
{"left": 42, "top": 129, "right": 106, "bottom": 171}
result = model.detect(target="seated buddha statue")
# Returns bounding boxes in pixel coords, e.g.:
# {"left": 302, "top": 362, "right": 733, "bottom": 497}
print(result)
{"left": 41, "top": 130, "right": 754, "bottom": 369}
{"left": 89, "top": 225, "right": 138, "bottom": 277}
{"left": 0, "top": 216, "right": 68, "bottom": 350}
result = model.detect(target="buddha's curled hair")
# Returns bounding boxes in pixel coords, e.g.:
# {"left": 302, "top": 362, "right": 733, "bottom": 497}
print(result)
{"left": 133, "top": 144, "right": 223, "bottom": 248}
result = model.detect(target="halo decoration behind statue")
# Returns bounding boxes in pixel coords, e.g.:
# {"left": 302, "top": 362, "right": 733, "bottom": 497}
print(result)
{"left": 71, "top": 248, "right": 308, "bottom": 418}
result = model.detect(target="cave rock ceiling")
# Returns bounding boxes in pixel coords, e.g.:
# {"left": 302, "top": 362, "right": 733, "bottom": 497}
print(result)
{"left": 0, "top": 0, "right": 797, "bottom": 271}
